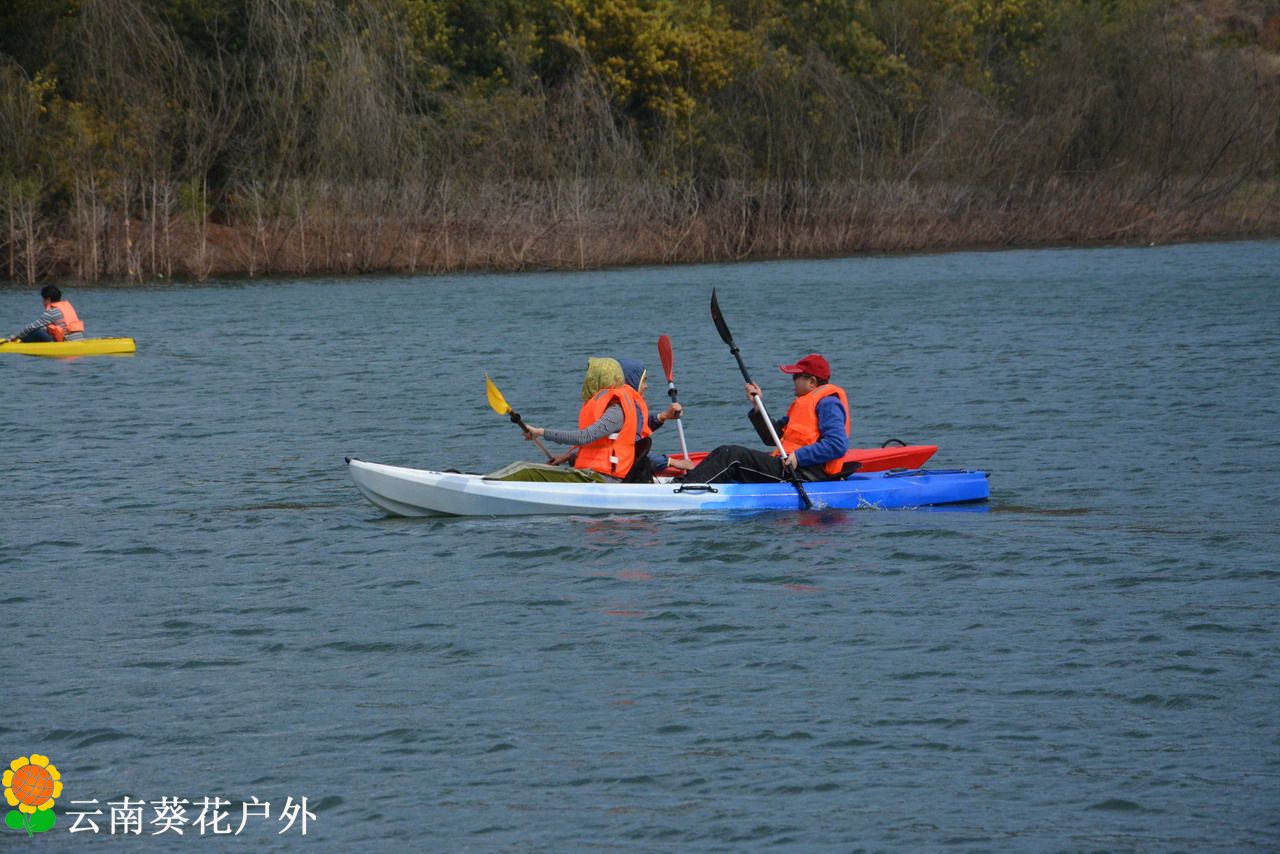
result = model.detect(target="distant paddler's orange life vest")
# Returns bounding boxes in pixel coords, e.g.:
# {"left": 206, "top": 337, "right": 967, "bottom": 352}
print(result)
{"left": 617, "top": 384, "right": 652, "bottom": 439}
{"left": 46, "top": 300, "right": 84, "bottom": 341}
{"left": 775, "top": 384, "right": 851, "bottom": 475}
{"left": 574, "top": 387, "right": 639, "bottom": 478}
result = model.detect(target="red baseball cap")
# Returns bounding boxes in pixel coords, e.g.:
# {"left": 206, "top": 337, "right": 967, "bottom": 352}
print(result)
{"left": 779, "top": 353, "right": 830, "bottom": 382}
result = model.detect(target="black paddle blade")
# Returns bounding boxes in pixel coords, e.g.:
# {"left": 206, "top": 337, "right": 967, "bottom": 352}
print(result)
{"left": 710, "top": 288, "right": 734, "bottom": 346}
{"left": 796, "top": 483, "right": 813, "bottom": 509}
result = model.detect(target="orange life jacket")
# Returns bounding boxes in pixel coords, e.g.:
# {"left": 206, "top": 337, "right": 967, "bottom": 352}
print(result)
{"left": 47, "top": 300, "right": 84, "bottom": 339}
{"left": 616, "top": 384, "right": 652, "bottom": 439}
{"left": 574, "top": 387, "right": 638, "bottom": 478}
{"left": 775, "top": 384, "right": 851, "bottom": 476}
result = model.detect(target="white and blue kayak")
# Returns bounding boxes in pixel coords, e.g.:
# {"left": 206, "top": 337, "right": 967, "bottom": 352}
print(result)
{"left": 347, "top": 458, "right": 990, "bottom": 517}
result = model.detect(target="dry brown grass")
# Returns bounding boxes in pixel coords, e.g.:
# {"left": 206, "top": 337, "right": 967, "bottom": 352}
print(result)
{"left": 22, "top": 177, "right": 1272, "bottom": 283}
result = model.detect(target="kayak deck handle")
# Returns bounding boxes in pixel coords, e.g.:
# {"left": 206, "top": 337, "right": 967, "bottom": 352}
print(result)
{"left": 674, "top": 483, "right": 719, "bottom": 494}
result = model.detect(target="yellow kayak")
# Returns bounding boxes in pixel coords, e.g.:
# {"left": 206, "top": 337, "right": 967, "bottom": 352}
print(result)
{"left": 0, "top": 338, "right": 136, "bottom": 357}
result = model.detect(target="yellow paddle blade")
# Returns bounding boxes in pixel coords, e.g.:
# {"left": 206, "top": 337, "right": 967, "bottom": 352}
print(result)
{"left": 485, "top": 373, "right": 512, "bottom": 416}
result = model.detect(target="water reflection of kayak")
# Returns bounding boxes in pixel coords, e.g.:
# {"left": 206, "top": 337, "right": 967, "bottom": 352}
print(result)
{"left": 347, "top": 457, "right": 990, "bottom": 517}
{"left": 0, "top": 338, "right": 136, "bottom": 357}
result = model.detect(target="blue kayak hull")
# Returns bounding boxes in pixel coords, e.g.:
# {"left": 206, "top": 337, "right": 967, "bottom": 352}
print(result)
{"left": 695, "top": 469, "right": 990, "bottom": 512}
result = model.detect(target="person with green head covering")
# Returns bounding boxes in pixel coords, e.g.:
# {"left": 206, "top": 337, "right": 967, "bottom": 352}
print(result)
{"left": 580, "top": 357, "right": 624, "bottom": 402}
{"left": 523, "top": 358, "right": 644, "bottom": 482}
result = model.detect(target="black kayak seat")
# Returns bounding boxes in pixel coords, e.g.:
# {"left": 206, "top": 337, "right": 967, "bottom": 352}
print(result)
{"left": 837, "top": 460, "right": 863, "bottom": 478}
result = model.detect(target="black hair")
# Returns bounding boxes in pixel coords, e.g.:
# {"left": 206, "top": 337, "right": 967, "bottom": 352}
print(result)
{"left": 40, "top": 285, "right": 61, "bottom": 301}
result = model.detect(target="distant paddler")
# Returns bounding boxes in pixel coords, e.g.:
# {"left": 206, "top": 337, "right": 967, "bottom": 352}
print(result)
{"left": 7, "top": 286, "right": 85, "bottom": 343}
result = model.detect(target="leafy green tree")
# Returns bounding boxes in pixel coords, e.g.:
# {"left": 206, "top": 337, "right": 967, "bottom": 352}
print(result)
{"left": 549, "top": 0, "right": 756, "bottom": 129}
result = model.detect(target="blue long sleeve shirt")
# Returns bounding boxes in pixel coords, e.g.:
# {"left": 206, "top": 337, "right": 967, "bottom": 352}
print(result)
{"left": 751, "top": 396, "right": 849, "bottom": 468}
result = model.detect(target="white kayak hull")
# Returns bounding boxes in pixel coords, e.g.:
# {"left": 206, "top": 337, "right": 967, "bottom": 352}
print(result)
{"left": 347, "top": 458, "right": 989, "bottom": 517}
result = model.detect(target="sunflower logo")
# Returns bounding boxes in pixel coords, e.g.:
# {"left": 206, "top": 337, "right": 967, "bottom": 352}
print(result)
{"left": 3, "top": 754, "right": 61, "bottom": 836}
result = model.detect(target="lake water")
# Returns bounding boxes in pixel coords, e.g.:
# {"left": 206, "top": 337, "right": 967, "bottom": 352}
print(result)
{"left": 1, "top": 240, "right": 1277, "bottom": 850}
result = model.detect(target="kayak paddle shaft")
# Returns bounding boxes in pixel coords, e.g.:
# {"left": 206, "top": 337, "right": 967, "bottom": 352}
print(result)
{"left": 708, "top": 289, "right": 811, "bottom": 509}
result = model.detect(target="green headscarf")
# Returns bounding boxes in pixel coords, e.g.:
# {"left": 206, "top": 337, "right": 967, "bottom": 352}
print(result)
{"left": 581, "top": 357, "right": 624, "bottom": 401}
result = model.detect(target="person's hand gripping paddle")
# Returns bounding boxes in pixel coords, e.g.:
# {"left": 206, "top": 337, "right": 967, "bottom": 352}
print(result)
{"left": 485, "top": 373, "right": 554, "bottom": 461}
{"left": 709, "top": 289, "right": 812, "bottom": 509}
{"left": 657, "top": 335, "right": 691, "bottom": 462}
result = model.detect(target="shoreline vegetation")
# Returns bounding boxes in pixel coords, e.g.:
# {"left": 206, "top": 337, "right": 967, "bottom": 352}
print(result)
{"left": 3, "top": 0, "right": 1279, "bottom": 285}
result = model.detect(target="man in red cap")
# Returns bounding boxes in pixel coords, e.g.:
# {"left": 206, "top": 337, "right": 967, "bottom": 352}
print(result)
{"left": 670, "top": 353, "right": 851, "bottom": 483}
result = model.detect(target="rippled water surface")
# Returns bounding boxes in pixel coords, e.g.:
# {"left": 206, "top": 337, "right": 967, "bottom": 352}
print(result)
{"left": 2, "top": 241, "right": 1278, "bottom": 850}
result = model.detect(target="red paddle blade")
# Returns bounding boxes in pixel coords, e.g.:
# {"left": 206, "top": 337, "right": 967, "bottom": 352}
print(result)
{"left": 657, "top": 335, "right": 675, "bottom": 381}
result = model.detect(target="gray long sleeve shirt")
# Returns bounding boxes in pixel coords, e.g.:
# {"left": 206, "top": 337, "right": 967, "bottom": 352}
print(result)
{"left": 540, "top": 403, "right": 626, "bottom": 447}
